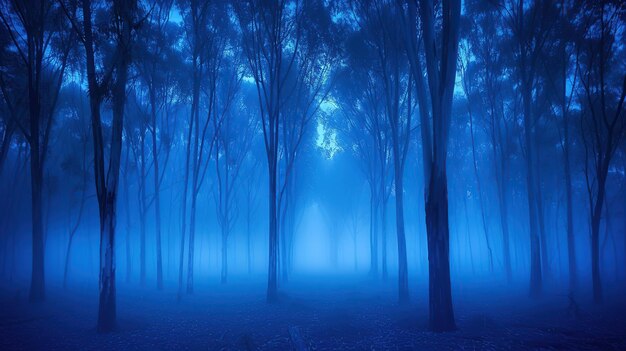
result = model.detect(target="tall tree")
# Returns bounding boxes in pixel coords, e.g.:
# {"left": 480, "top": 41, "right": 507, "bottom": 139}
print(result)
{"left": 235, "top": 0, "right": 302, "bottom": 301}
{"left": 63, "top": 0, "right": 141, "bottom": 331}
{"left": 578, "top": 1, "right": 626, "bottom": 304}
{"left": 135, "top": 0, "right": 178, "bottom": 289}
{"left": 402, "top": 0, "right": 461, "bottom": 331}
{"left": 0, "top": 0, "right": 72, "bottom": 302}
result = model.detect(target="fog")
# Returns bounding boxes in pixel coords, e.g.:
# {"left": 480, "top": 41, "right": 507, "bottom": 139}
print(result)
{"left": 1, "top": 0, "right": 625, "bottom": 349}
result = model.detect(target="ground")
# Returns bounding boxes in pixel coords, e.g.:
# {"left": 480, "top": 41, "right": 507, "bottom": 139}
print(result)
{"left": 0, "top": 275, "right": 625, "bottom": 350}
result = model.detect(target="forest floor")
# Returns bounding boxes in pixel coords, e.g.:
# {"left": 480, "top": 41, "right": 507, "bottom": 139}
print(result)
{"left": 0, "top": 275, "right": 625, "bottom": 350}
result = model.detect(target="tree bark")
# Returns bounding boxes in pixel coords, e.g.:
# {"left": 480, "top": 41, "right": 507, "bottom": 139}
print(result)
{"left": 425, "top": 170, "right": 455, "bottom": 331}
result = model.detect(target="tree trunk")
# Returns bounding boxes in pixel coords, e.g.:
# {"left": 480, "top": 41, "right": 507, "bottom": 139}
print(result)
{"left": 563, "top": 84, "right": 576, "bottom": 295}
{"left": 591, "top": 211, "right": 602, "bottom": 303}
{"left": 187, "top": 193, "right": 197, "bottom": 293}
{"left": 368, "top": 184, "right": 379, "bottom": 276}
{"left": 27, "top": 23, "right": 45, "bottom": 302}
{"left": 29, "top": 156, "right": 45, "bottom": 302}
{"left": 247, "top": 189, "right": 252, "bottom": 274}
{"left": 522, "top": 88, "right": 542, "bottom": 298}
{"left": 381, "top": 195, "right": 388, "bottom": 280}
{"left": 468, "top": 107, "right": 494, "bottom": 272}
{"left": 425, "top": 170, "right": 455, "bottom": 331}
{"left": 63, "top": 234, "right": 75, "bottom": 288}
{"left": 590, "top": 172, "right": 607, "bottom": 303}
{"left": 139, "top": 136, "right": 147, "bottom": 286}
{"left": 535, "top": 169, "right": 550, "bottom": 281}
{"left": 221, "top": 227, "right": 228, "bottom": 284}
{"left": 267, "top": 161, "right": 278, "bottom": 302}
{"left": 152, "top": 126, "right": 163, "bottom": 290}
{"left": 393, "top": 162, "right": 409, "bottom": 303}
{"left": 97, "top": 200, "right": 117, "bottom": 332}
{"left": 495, "top": 156, "right": 512, "bottom": 281}
{"left": 123, "top": 144, "right": 132, "bottom": 283}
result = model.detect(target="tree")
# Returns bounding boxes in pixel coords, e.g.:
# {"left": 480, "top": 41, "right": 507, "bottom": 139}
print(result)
{"left": 135, "top": 0, "right": 179, "bottom": 289}
{"left": 462, "top": 0, "right": 515, "bottom": 281}
{"left": 235, "top": 0, "right": 303, "bottom": 302}
{"left": 402, "top": 0, "right": 461, "bottom": 332}
{"left": 578, "top": 1, "right": 626, "bottom": 304}
{"left": 177, "top": 0, "right": 227, "bottom": 296}
{"left": 213, "top": 57, "right": 247, "bottom": 284}
{"left": 276, "top": 1, "right": 337, "bottom": 281}
{"left": 62, "top": 0, "right": 142, "bottom": 331}
{"left": 0, "top": 0, "right": 73, "bottom": 302}
{"left": 58, "top": 83, "right": 91, "bottom": 288}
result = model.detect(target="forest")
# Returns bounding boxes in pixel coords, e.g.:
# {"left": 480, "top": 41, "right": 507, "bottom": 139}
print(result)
{"left": 0, "top": 0, "right": 625, "bottom": 349}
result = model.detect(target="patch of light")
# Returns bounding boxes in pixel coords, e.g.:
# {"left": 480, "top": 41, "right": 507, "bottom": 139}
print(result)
{"left": 242, "top": 75, "right": 256, "bottom": 84}
{"left": 316, "top": 117, "right": 342, "bottom": 160}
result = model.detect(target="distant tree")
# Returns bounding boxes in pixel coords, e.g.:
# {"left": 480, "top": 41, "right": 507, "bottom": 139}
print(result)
{"left": 134, "top": 0, "right": 180, "bottom": 289}
{"left": 58, "top": 83, "right": 91, "bottom": 289}
{"left": 177, "top": 0, "right": 228, "bottom": 296}
{"left": 458, "top": 50, "right": 496, "bottom": 273}
{"left": 213, "top": 56, "right": 247, "bottom": 284}
{"left": 462, "top": 0, "right": 515, "bottom": 281}
{"left": 499, "top": 0, "right": 559, "bottom": 297}
{"left": 334, "top": 18, "right": 392, "bottom": 279}
{"left": 276, "top": 1, "right": 337, "bottom": 281}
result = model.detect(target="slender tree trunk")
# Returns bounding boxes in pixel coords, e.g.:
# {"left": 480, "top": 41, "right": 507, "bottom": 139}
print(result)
{"left": 221, "top": 226, "right": 228, "bottom": 283}
{"left": 522, "top": 87, "right": 542, "bottom": 298}
{"left": 152, "top": 108, "right": 163, "bottom": 290}
{"left": 247, "top": 189, "right": 252, "bottom": 274}
{"left": 393, "top": 161, "right": 409, "bottom": 303}
{"left": 139, "top": 136, "right": 147, "bottom": 286}
{"left": 123, "top": 147, "right": 132, "bottom": 283}
{"left": 63, "top": 234, "right": 75, "bottom": 288}
{"left": 495, "top": 155, "right": 512, "bottom": 281}
{"left": 187, "top": 191, "right": 197, "bottom": 293}
{"left": 535, "top": 168, "right": 550, "bottom": 281}
{"left": 591, "top": 172, "right": 608, "bottom": 303}
{"left": 186, "top": 55, "right": 201, "bottom": 295}
{"left": 280, "top": 188, "right": 289, "bottom": 279}
{"left": 468, "top": 108, "right": 494, "bottom": 272}
{"left": 462, "top": 193, "right": 475, "bottom": 274}
{"left": 563, "top": 82, "right": 576, "bottom": 295}
{"left": 369, "top": 183, "right": 379, "bottom": 276}
{"left": 381, "top": 195, "right": 388, "bottom": 280}
{"left": 177, "top": 98, "right": 194, "bottom": 298}
{"left": 267, "top": 160, "right": 278, "bottom": 301}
